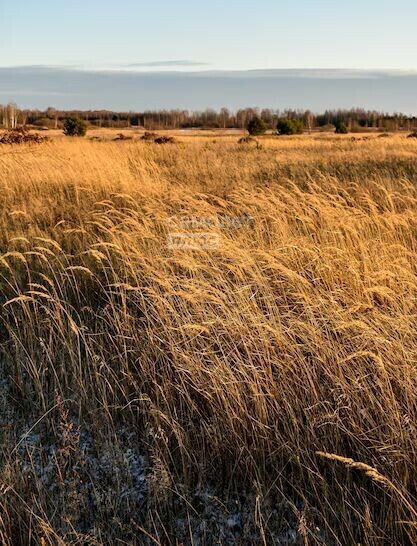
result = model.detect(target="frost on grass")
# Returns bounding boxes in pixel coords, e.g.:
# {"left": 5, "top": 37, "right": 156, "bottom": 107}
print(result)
{"left": 0, "top": 376, "right": 318, "bottom": 544}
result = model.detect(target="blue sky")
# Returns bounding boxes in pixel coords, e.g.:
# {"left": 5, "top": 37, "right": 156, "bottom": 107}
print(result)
{"left": 1, "top": 0, "right": 417, "bottom": 71}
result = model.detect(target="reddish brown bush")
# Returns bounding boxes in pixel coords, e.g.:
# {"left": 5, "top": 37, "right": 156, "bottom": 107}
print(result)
{"left": 154, "top": 136, "right": 175, "bottom": 144}
{"left": 0, "top": 128, "right": 48, "bottom": 145}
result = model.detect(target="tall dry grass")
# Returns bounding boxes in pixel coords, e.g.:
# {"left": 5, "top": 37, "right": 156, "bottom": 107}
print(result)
{"left": 1, "top": 134, "right": 417, "bottom": 544}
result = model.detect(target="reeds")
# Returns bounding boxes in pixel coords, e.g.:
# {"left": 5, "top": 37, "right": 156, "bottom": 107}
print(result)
{"left": 1, "top": 134, "right": 417, "bottom": 544}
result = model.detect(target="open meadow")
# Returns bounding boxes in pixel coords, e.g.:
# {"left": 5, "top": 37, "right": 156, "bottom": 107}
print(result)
{"left": 1, "top": 132, "right": 417, "bottom": 544}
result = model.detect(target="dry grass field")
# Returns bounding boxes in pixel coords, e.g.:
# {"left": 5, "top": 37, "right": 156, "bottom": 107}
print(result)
{"left": 1, "top": 132, "right": 417, "bottom": 544}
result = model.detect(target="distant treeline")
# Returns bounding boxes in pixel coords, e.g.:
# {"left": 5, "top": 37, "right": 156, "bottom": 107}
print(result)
{"left": 2, "top": 103, "right": 417, "bottom": 132}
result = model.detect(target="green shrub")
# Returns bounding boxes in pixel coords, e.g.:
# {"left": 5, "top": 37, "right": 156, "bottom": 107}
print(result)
{"left": 247, "top": 116, "right": 267, "bottom": 136}
{"left": 63, "top": 118, "right": 88, "bottom": 137}
{"left": 335, "top": 121, "right": 348, "bottom": 134}
{"left": 277, "top": 119, "right": 304, "bottom": 135}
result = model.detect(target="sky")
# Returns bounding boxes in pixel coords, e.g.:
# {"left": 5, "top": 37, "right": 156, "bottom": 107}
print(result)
{"left": 1, "top": 0, "right": 417, "bottom": 71}
{"left": 1, "top": 0, "right": 417, "bottom": 110}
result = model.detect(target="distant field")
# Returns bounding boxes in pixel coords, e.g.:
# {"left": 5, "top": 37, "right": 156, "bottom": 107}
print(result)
{"left": 1, "top": 125, "right": 404, "bottom": 141}
{"left": 1, "top": 134, "right": 417, "bottom": 544}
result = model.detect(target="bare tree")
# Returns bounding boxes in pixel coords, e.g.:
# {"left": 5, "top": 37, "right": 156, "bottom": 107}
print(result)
{"left": 4, "top": 103, "right": 18, "bottom": 129}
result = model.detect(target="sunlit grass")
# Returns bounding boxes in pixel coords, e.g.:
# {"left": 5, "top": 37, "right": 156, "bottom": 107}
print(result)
{"left": 1, "top": 134, "right": 417, "bottom": 544}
